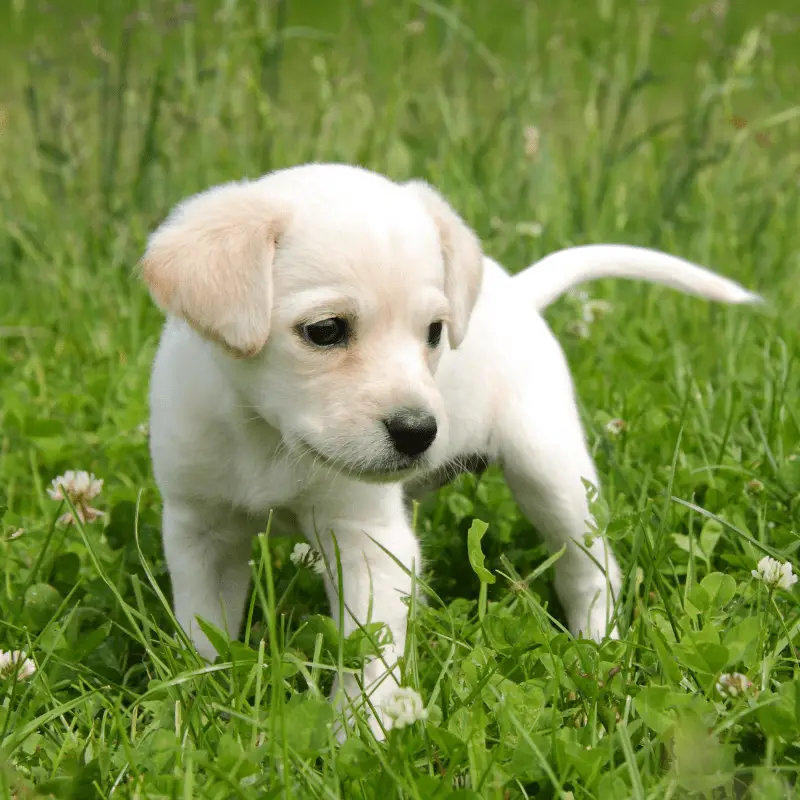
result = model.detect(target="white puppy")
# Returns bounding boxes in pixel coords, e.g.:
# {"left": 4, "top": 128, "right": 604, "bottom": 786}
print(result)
{"left": 140, "top": 163, "right": 759, "bottom": 736}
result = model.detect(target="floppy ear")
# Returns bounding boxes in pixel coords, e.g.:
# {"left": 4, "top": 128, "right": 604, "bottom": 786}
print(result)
{"left": 405, "top": 180, "right": 484, "bottom": 349}
{"left": 139, "top": 180, "right": 289, "bottom": 358}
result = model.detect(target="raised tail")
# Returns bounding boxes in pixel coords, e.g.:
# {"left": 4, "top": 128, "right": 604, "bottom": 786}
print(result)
{"left": 512, "top": 244, "right": 762, "bottom": 311}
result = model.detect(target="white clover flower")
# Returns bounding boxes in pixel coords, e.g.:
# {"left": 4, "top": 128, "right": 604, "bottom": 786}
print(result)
{"left": 567, "top": 290, "right": 614, "bottom": 334}
{"left": 452, "top": 773, "right": 472, "bottom": 790}
{"left": 47, "top": 470, "right": 104, "bottom": 525}
{"left": 514, "top": 221, "right": 543, "bottom": 238}
{"left": 380, "top": 686, "right": 428, "bottom": 729}
{"left": 289, "top": 542, "right": 325, "bottom": 574}
{"left": 711, "top": 0, "right": 728, "bottom": 19}
{"left": 566, "top": 320, "right": 591, "bottom": 340}
{"left": 751, "top": 556, "right": 797, "bottom": 591}
{"left": 606, "top": 418, "right": 627, "bottom": 436}
{"left": 583, "top": 298, "right": 613, "bottom": 323}
{"left": 523, "top": 125, "right": 541, "bottom": 160}
{"left": 716, "top": 672, "right": 755, "bottom": 698}
{"left": 0, "top": 650, "right": 36, "bottom": 682}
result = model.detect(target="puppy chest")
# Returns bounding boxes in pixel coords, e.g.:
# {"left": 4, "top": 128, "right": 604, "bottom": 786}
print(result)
{"left": 227, "top": 451, "right": 305, "bottom": 514}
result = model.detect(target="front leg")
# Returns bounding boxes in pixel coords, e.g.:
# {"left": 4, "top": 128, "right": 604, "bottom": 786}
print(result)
{"left": 162, "top": 500, "right": 255, "bottom": 660}
{"left": 295, "top": 481, "right": 421, "bottom": 739}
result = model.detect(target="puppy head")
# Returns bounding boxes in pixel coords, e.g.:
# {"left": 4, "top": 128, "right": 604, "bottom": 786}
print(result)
{"left": 141, "top": 164, "right": 484, "bottom": 479}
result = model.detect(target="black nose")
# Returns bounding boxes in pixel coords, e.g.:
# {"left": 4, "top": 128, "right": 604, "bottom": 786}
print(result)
{"left": 383, "top": 409, "right": 438, "bottom": 457}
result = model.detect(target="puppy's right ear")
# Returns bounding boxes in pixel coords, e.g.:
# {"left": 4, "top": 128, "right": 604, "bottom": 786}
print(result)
{"left": 405, "top": 180, "right": 484, "bottom": 349}
{"left": 140, "top": 181, "right": 288, "bottom": 358}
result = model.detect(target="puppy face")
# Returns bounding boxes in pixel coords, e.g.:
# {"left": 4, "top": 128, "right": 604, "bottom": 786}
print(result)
{"left": 141, "top": 164, "right": 483, "bottom": 480}
{"left": 257, "top": 196, "right": 450, "bottom": 478}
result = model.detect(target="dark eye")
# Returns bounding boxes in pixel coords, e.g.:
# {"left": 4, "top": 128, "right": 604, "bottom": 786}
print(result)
{"left": 301, "top": 317, "right": 349, "bottom": 347}
{"left": 427, "top": 321, "right": 443, "bottom": 348}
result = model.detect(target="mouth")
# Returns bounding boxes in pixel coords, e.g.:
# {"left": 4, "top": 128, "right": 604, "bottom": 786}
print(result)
{"left": 355, "top": 464, "right": 421, "bottom": 484}
{"left": 298, "top": 440, "right": 424, "bottom": 482}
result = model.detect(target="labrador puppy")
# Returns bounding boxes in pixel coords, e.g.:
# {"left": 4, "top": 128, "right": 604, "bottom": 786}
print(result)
{"left": 140, "top": 163, "right": 759, "bottom": 737}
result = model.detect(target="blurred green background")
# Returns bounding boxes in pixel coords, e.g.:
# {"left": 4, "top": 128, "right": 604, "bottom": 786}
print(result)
{"left": 2, "top": 2, "right": 800, "bottom": 797}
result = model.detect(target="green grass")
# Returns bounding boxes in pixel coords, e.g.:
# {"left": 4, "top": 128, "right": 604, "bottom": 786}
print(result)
{"left": 2, "top": 0, "right": 800, "bottom": 797}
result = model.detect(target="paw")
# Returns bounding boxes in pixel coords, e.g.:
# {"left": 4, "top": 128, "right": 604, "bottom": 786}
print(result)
{"left": 566, "top": 589, "right": 619, "bottom": 642}
{"left": 331, "top": 670, "right": 399, "bottom": 742}
{"left": 331, "top": 645, "right": 403, "bottom": 742}
{"left": 176, "top": 625, "right": 218, "bottom": 662}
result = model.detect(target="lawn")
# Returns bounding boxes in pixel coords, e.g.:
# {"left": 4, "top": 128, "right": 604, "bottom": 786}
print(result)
{"left": 1, "top": 0, "right": 799, "bottom": 797}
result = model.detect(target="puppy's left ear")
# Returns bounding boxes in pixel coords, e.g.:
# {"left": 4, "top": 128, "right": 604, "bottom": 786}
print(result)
{"left": 406, "top": 180, "right": 484, "bottom": 349}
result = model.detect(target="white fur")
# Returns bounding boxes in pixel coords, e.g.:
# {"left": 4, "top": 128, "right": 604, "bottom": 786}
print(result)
{"left": 141, "top": 163, "right": 760, "bottom": 738}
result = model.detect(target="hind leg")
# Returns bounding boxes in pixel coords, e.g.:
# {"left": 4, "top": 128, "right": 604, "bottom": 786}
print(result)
{"left": 495, "top": 332, "right": 622, "bottom": 640}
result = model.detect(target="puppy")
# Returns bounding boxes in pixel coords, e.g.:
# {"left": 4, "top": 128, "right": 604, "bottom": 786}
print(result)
{"left": 140, "top": 163, "right": 759, "bottom": 737}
